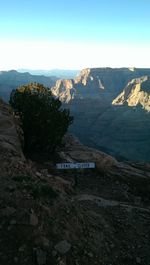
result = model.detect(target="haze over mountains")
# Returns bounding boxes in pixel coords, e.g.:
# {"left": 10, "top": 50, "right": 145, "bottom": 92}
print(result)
{"left": 1, "top": 67, "right": 150, "bottom": 162}
{"left": 0, "top": 70, "right": 57, "bottom": 102}
{"left": 51, "top": 67, "right": 150, "bottom": 162}
{"left": 18, "top": 69, "right": 80, "bottom": 79}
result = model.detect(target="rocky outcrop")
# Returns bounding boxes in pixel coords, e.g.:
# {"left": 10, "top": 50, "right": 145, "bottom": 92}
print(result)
{"left": 0, "top": 99, "right": 35, "bottom": 177}
{"left": 74, "top": 68, "right": 91, "bottom": 85}
{"left": 112, "top": 75, "right": 150, "bottom": 111}
{"left": 51, "top": 67, "right": 150, "bottom": 103}
{"left": 51, "top": 79, "right": 76, "bottom": 103}
{"left": 59, "top": 134, "right": 118, "bottom": 171}
{"left": 0, "top": 100, "right": 24, "bottom": 166}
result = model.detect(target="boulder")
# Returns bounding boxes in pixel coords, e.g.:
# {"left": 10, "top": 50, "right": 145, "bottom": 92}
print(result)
{"left": 59, "top": 134, "right": 118, "bottom": 172}
{"left": 54, "top": 240, "right": 71, "bottom": 255}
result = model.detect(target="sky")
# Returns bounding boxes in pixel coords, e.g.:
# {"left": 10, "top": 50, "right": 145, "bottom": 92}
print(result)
{"left": 0, "top": 0, "right": 150, "bottom": 70}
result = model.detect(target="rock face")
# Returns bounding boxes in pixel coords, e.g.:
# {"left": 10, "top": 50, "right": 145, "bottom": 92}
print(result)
{"left": 0, "top": 99, "right": 34, "bottom": 177}
{"left": 112, "top": 75, "right": 150, "bottom": 111}
{"left": 51, "top": 67, "right": 150, "bottom": 162}
{"left": 0, "top": 99, "right": 24, "bottom": 163}
{"left": 60, "top": 134, "right": 118, "bottom": 171}
{"left": 52, "top": 79, "right": 76, "bottom": 103}
{"left": 51, "top": 67, "right": 150, "bottom": 103}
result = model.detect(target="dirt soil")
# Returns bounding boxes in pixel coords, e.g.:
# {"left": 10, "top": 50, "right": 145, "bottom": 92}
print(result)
{"left": 0, "top": 158, "right": 150, "bottom": 265}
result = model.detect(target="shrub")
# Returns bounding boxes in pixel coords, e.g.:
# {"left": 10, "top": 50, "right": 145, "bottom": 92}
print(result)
{"left": 10, "top": 83, "right": 73, "bottom": 154}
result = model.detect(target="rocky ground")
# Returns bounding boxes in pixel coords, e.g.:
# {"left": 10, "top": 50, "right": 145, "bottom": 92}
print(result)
{"left": 0, "top": 100, "right": 150, "bottom": 265}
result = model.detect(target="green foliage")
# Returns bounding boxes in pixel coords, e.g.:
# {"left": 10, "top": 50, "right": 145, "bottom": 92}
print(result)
{"left": 10, "top": 83, "right": 73, "bottom": 154}
{"left": 31, "top": 184, "right": 58, "bottom": 200}
{"left": 12, "top": 174, "right": 33, "bottom": 182}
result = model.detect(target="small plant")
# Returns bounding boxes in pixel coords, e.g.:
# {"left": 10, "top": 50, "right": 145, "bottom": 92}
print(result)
{"left": 32, "top": 184, "right": 58, "bottom": 200}
{"left": 12, "top": 175, "right": 33, "bottom": 182}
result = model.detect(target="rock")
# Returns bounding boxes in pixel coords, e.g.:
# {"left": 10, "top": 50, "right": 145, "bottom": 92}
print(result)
{"left": 36, "top": 172, "right": 42, "bottom": 177}
{"left": 52, "top": 68, "right": 150, "bottom": 104}
{"left": 87, "top": 252, "right": 93, "bottom": 258}
{"left": 51, "top": 79, "right": 75, "bottom": 103}
{"left": 136, "top": 257, "right": 141, "bottom": 264}
{"left": 60, "top": 134, "right": 118, "bottom": 172}
{"left": 10, "top": 219, "right": 17, "bottom": 225}
{"left": 58, "top": 258, "right": 66, "bottom": 265}
{"left": 41, "top": 237, "right": 50, "bottom": 248}
{"left": 113, "top": 76, "right": 150, "bottom": 112}
{"left": 14, "top": 257, "right": 18, "bottom": 263}
{"left": 2, "top": 207, "right": 16, "bottom": 217}
{"left": 0, "top": 100, "right": 25, "bottom": 161}
{"left": 30, "top": 212, "right": 38, "bottom": 226}
{"left": 53, "top": 69, "right": 150, "bottom": 162}
{"left": 18, "top": 244, "right": 26, "bottom": 252}
{"left": 134, "top": 196, "right": 141, "bottom": 205}
{"left": 110, "top": 243, "right": 115, "bottom": 249}
{"left": 0, "top": 99, "right": 32, "bottom": 180}
{"left": 7, "top": 226, "right": 12, "bottom": 231}
{"left": 7, "top": 185, "right": 15, "bottom": 192}
{"left": 54, "top": 240, "right": 71, "bottom": 255}
{"left": 52, "top": 250, "right": 57, "bottom": 257}
{"left": 34, "top": 248, "right": 47, "bottom": 265}
{"left": 41, "top": 169, "right": 48, "bottom": 175}
{"left": 35, "top": 236, "right": 50, "bottom": 249}
{"left": 52, "top": 176, "right": 73, "bottom": 193}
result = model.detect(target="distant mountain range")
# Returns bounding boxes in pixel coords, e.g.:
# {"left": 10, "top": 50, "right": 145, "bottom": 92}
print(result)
{"left": 0, "top": 70, "right": 57, "bottom": 101}
{"left": 18, "top": 69, "right": 80, "bottom": 79}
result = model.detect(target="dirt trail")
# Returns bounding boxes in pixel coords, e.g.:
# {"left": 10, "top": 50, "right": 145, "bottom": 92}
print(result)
{"left": 75, "top": 193, "right": 150, "bottom": 213}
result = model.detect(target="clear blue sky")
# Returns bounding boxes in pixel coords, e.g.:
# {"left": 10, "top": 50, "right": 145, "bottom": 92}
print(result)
{"left": 0, "top": 0, "right": 150, "bottom": 69}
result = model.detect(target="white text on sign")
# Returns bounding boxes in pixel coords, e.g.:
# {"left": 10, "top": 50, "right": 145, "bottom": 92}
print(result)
{"left": 56, "top": 162, "right": 95, "bottom": 169}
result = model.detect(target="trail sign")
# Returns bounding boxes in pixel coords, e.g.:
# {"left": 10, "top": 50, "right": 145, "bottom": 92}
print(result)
{"left": 56, "top": 162, "right": 95, "bottom": 169}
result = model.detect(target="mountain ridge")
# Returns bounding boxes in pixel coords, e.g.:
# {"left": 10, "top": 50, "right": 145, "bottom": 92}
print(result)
{"left": 0, "top": 70, "right": 57, "bottom": 102}
{"left": 17, "top": 69, "right": 80, "bottom": 79}
{"left": 112, "top": 75, "right": 150, "bottom": 111}
{"left": 51, "top": 67, "right": 150, "bottom": 103}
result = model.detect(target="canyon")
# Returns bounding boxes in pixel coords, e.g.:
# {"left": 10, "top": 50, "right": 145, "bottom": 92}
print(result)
{"left": 51, "top": 67, "right": 150, "bottom": 162}
{"left": 1, "top": 67, "right": 150, "bottom": 162}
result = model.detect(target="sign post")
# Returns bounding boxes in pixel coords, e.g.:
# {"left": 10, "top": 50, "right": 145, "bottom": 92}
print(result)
{"left": 56, "top": 162, "right": 95, "bottom": 188}
{"left": 56, "top": 162, "right": 95, "bottom": 170}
